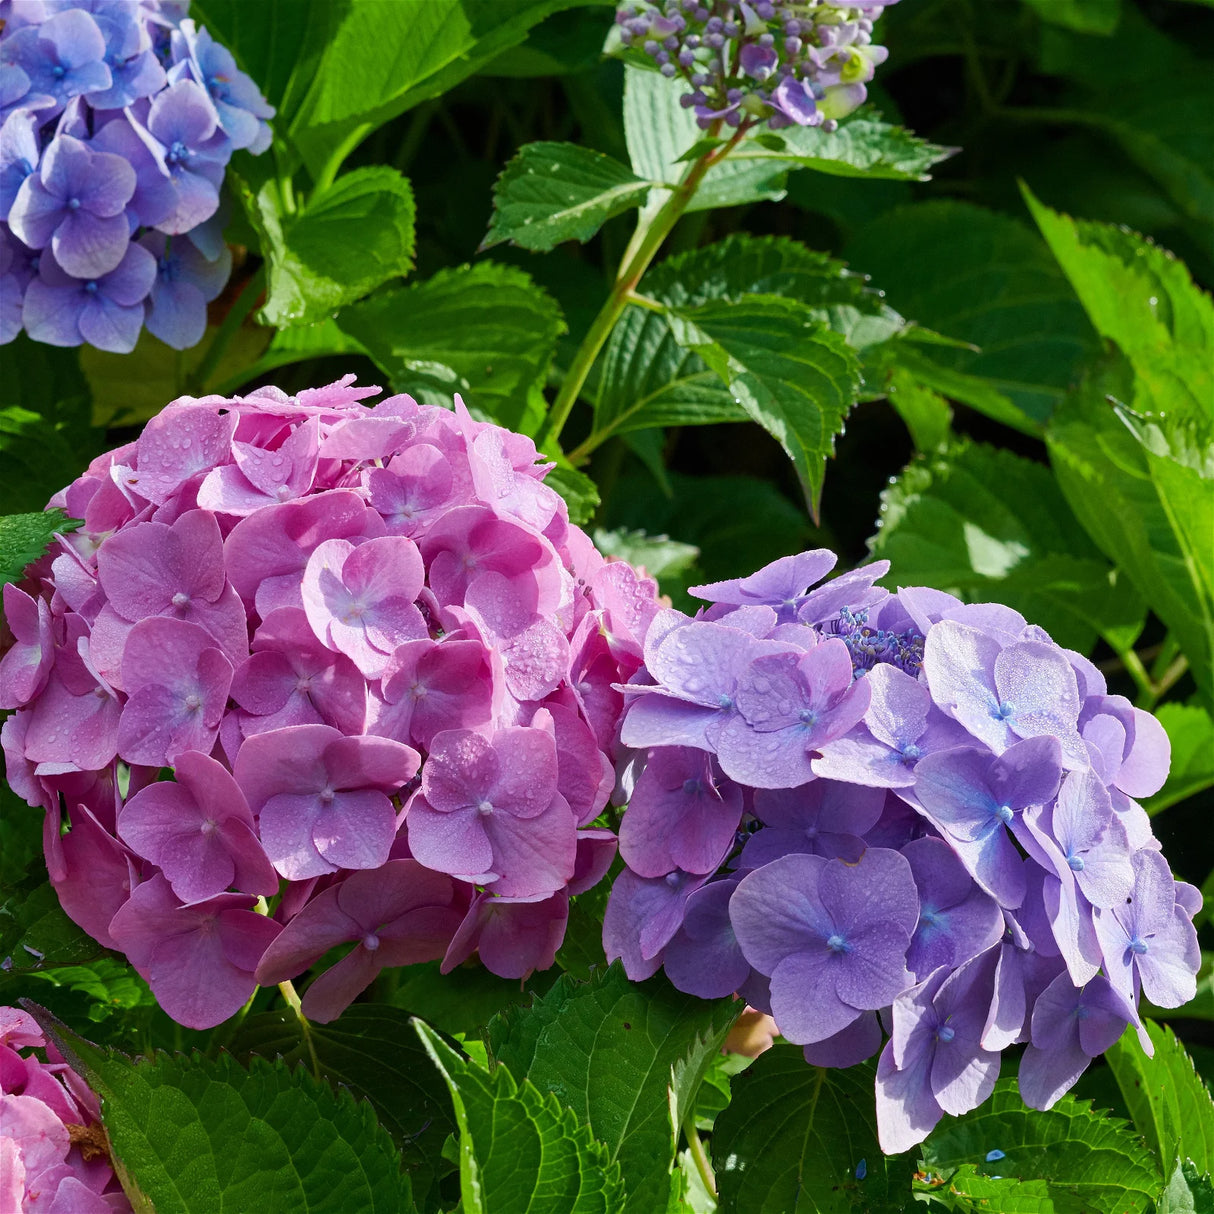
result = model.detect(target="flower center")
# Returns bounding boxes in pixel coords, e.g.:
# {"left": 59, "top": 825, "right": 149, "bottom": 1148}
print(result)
{"left": 937, "top": 1024, "right": 955, "bottom": 1043}
{"left": 1130, "top": 936, "right": 1149, "bottom": 955}
{"left": 826, "top": 933, "right": 850, "bottom": 954}
{"left": 477, "top": 799, "right": 494, "bottom": 816}
{"left": 362, "top": 932, "right": 380, "bottom": 951}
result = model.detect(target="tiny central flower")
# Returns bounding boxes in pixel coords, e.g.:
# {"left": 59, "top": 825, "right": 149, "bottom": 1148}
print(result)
{"left": 67, "top": 197, "right": 81, "bottom": 210}
{"left": 362, "top": 932, "right": 380, "bottom": 951}
{"left": 183, "top": 693, "right": 203, "bottom": 712}
{"left": 477, "top": 799, "right": 494, "bottom": 816}
{"left": 799, "top": 708, "right": 819, "bottom": 727}
{"left": 994, "top": 700, "right": 1015, "bottom": 721}
{"left": 318, "top": 787, "right": 336, "bottom": 806}
{"left": 936, "top": 1024, "right": 956, "bottom": 1043}
{"left": 200, "top": 818, "right": 217, "bottom": 836}
{"left": 51, "top": 64, "right": 66, "bottom": 79}
{"left": 1067, "top": 854, "right": 1085, "bottom": 872}
{"left": 682, "top": 778, "right": 702, "bottom": 796}
{"left": 166, "top": 140, "right": 190, "bottom": 166}
{"left": 718, "top": 694, "right": 733, "bottom": 710}
{"left": 826, "top": 933, "right": 850, "bottom": 954}
{"left": 1129, "top": 936, "right": 1149, "bottom": 955}
{"left": 994, "top": 804, "right": 1014, "bottom": 825}
{"left": 84, "top": 281, "right": 99, "bottom": 294}
{"left": 171, "top": 591, "right": 190, "bottom": 608}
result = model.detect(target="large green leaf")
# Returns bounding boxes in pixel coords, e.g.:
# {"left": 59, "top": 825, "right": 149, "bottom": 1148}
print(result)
{"left": 243, "top": 165, "right": 416, "bottom": 327}
{"left": 665, "top": 294, "right": 861, "bottom": 515}
{"left": 484, "top": 141, "right": 652, "bottom": 252}
{"left": 487, "top": 964, "right": 737, "bottom": 1214}
{"left": 594, "top": 234, "right": 895, "bottom": 448}
{"left": 0, "top": 509, "right": 79, "bottom": 586}
{"left": 0, "top": 876, "right": 108, "bottom": 975}
{"left": 1023, "top": 0, "right": 1121, "bottom": 34}
{"left": 31, "top": 1006, "right": 413, "bottom": 1214}
{"left": 286, "top": 0, "right": 612, "bottom": 179}
{"left": 1159, "top": 1160, "right": 1214, "bottom": 1214}
{"left": 1025, "top": 190, "right": 1214, "bottom": 418}
{"left": 415, "top": 1019, "right": 624, "bottom": 1214}
{"left": 1146, "top": 703, "right": 1214, "bottom": 815}
{"left": 846, "top": 201, "right": 1099, "bottom": 430}
{"left": 711, "top": 1045, "right": 911, "bottom": 1213}
{"left": 1047, "top": 359, "right": 1214, "bottom": 707}
{"left": 623, "top": 65, "right": 788, "bottom": 215}
{"left": 921, "top": 1078, "right": 1162, "bottom": 1214}
{"left": 1105, "top": 1021, "right": 1214, "bottom": 1176}
{"left": 229, "top": 1005, "right": 456, "bottom": 1211}
{"left": 727, "top": 111, "right": 955, "bottom": 182}
{"left": 871, "top": 438, "right": 1146, "bottom": 654}
{"left": 338, "top": 262, "right": 565, "bottom": 434}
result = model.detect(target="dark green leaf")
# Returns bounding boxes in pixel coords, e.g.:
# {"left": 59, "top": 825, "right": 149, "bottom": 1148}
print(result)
{"left": 0, "top": 876, "right": 108, "bottom": 974}
{"left": 871, "top": 438, "right": 1147, "bottom": 654}
{"left": 593, "top": 528, "right": 700, "bottom": 585}
{"left": 0, "top": 408, "right": 85, "bottom": 515}
{"left": 1105, "top": 1020, "right": 1214, "bottom": 1175}
{"left": 30, "top": 1008, "right": 413, "bottom": 1214}
{"left": 667, "top": 294, "right": 861, "bottom": 516}
{"left": 712, "top": 1045, "right": 912, "bottom": 1213}
{"left": 921, "top": 1077, "right": 1162, "bottom": 1214}
{"left": 884, "top": 366, "right": 953, "bottom": 452}
{"left": 846, "top": 201, "right": 1099, "bottom": 430}
{"left": 1023, "top": 0, "right": 1121, "bottom": 34}
{"left": 288, "top": 0, "right": 611, "bottom": 179}
{"left": 338, "top": 262, "right": 565, "bottom": 433}
{"left": 24, "top": 958, "right": 157, "bottom": 1023}
{"left": 228, "top": 1004, "right": 454, "bottom": 1210}
{"left": 484, "top": 141, "right": 651, "bottom": 252}
{"left": 1146, "top": 703, "right": 1214, "bottom": 815}
{"left": 415, "top": 1019, "right": 624, "bottom": 1214}
{"left": 388, "top": 959, "right": 558, "bottom": 1038}
{"left": 487, "top": 964, "right": 737, "bottom": 1214}
{"left": 1024, "top": 189, "right": 1214, "bottom": 418}
{"left": 253, "top": 166, "right": 416, "bottom": 327}
{"left": 544, "top": 463, "right": 601, "bottom": 526}
{"left": 0, "top": 509, "right": 79, "bottom": 586}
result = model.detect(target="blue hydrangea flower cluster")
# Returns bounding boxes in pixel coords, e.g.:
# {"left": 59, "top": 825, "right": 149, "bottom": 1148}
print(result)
{"left": 604, "top": 550, "right": 1200, "bottom": 1152}
{"left": 0, "top": 0, "right": 272, "bottom": 352}
{"left": 614, "top": 0, "right": 896, "bottom": 131}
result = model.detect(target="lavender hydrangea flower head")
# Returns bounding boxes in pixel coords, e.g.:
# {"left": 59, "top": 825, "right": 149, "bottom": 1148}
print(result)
{"left": 0, "top": 0, "right": 273, "bottom": 350}
{"left": 614, "top": 0, "right": 897, "bottom": 132}
{"left": 3, "top": 376, "right": 658, "bottom": 1028}
{"left": 606, "top": 544, "right": 1198, "bottom": 1151}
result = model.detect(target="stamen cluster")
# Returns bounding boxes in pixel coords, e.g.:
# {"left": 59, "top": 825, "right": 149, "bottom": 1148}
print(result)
{"left": 614, "top": 0, "right": 896, "bottom": 131}
{"left": 1, "top": 379, "right": 658, "bottom": 1028}
{"left": 604, "top": 552, "right": 1200, "bottom": 1150}
{"left": 1, "top": 0, "right": 273, "bottom": 351}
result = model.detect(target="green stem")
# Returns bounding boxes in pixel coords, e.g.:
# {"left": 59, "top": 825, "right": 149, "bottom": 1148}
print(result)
{"left": 1149, "top": 633, "right": 1181, "bottom": 685}
{"left": 1120, "top": 647, "right": 1154, "bottom": 708}
{"left": 187, "top": 266, "right": 265, "bottom": 397}
{"left": 538, "top": 122, "right": 747, "bottom": 453}
{"left": 278, "top": 979, "right": 322, "bottom": 1080}
{"left": 684, "top": 1114, "right": 717, "bottom": 1200}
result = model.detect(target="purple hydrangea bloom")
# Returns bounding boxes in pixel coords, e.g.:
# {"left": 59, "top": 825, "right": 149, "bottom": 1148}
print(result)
{"left": 0, "top": 108, "right": 41, "bottom": 217}
{"left": 8, "top": 133, "right": 135, "bottom": 277}
{"left": 138, "top": 228, "right": 229, "bottom": 348}
{"left": 0, "top": 8, "right": 111, "bottom": 117}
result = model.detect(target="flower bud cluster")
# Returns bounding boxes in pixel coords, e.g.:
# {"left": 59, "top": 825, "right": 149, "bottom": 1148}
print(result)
{"left": 604, "top": 552, "right": 1200, "bottom": 1151}
{"left": 614, "top": 0, "right": 895, "bottom": 131}
{"left": 1, "top": 0, "right": 273, "bottom": 352}
{"left": 0, "top": 1005, "right": 132, "bottom": 1212}
{"left": 1, "top": 378, "right": 658, "bottom": 1029}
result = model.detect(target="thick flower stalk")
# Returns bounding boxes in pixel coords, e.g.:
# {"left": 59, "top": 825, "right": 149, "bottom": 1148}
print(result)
{"left": 0, "top": 0, "right": 272, "bottom": 351}
{"left": 604, "top": 551, "right": 1200, "bottom": 1152}
{"left": 0, "top": 1005, "right": 132, "bottom": 1212}
{"left": 2, "top": 378, "right": 657, "bottom": 1028}
{"left": 615, "top": 0, "right": 896, "bottom": 130}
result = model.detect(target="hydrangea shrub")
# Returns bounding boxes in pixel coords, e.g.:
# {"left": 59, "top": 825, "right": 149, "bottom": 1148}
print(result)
{"left": 0, "top": 0, "right": 272, "bottom": 351}
{"left": 1, "top": 378, "right": 657, "bottom": 1028}
{"left": 604, "top": 552, "right": 1200, "bottom": 1150}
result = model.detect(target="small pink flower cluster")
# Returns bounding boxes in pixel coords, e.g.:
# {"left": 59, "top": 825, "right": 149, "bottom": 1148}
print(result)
{"left": 0, "top": 1006, "right": 131, "bottom": 1213}
{"left": 2, "top": 378, "right": 660, "bottom": 1028}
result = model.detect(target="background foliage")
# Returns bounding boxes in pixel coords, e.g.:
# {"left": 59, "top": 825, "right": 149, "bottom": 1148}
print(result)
{"left": 3, "top": 0, "right": 1213, "bottom": 1210}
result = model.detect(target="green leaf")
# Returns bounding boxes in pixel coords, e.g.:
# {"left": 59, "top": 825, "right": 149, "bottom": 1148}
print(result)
{"left": 1046, "top": 359, "right": 1214, "bottom": 707}
{"left": 884, "top": 366, "right": 953, "bottom": 452}
{"left": 389, "top": 959, "right": 559, "bottom": 1038}
{"left": 871, "top": 438, "right": 1147, "bottom": 654}
{"left": 0, "top": 876, "right": 108, "bottom": 975}
{"left": 253, "top": 166, "right": 417, "bottom": 327}
{"left": 0, "top": 509, "right": 79, "bottom": 586}
{"left": 593, "top": 234, "right": 895, "bottom": 453}
{"left": 210, "top": 317, "right": 370, "bottom": 397}
{"left": 711, "top": 1045, "right": 912, "bottom": 1213}
{"left": 593, "top": 528, "right": 700, "bottom": 586}
{"left": 487, "top": 964, "right": 738, "bottom": 1214}
{"left": 920, "top": 1078, "right": 1162, "bottom": 1214}
{"left": 623, "top": 65, "right": 788, "bottom": 214}
{"left": 484, "top": 141, "right": 652, "bottom": 252}
{"left": 1024, "top": 190, "right": 1214, "bottom": 418}
{"left": 1146, "top": 703, "right": 1214, "bottom": 815}
{"left": 30, "top": 1008, "right": 413, "bottom": 1214}
{"left": 414, "top": 1019, "right": 624, "bottom": 1214}
{"left": 1159, "top": 1161, "right": 1214, "bottom": 1214}
{"left": 728, "top": 109, "right": 955, "bottom": 182}
{"left": 846, "top": 201, "right": 1099, "bottom": 430}
{"left": 1023, "top": 0, "right": 1121, "bottom": 34}
{"left": 543, "top": 464, "right": 601, "bottom": 527}
{"left": 228, "top": 1004, "right": 455, "bottom": 1210}
{"left": 1105, "top": 1020, "right": 1214, "bottom": 1175}
{"left": 25, "top": 958, "right": 157, "bottom": 1023}
{"left": 666, "top": 294, "right": 862, "bottom": 516}
{"left": 287, "top": 0, "right": 610, "bottom": 180}
{"left": 338, "top": 262, "right": 565, "bottom": 433}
